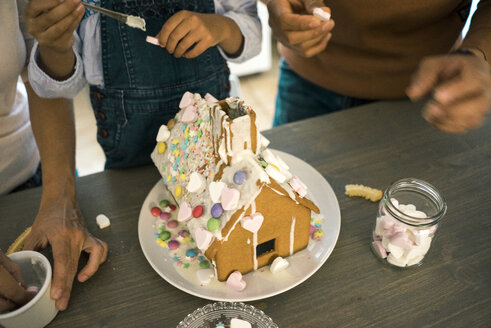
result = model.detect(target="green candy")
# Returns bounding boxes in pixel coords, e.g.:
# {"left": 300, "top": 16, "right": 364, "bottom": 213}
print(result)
{"left": 207, "top": 218, "right": 220, "bottom": 231}
{"left": 159, "top": 199, "right": 170, "bottom": 208}
{"left": 199, "top": 260, "right": 210, "bottom": 269}
{"left": 260, "top": 161, "right": 268, "bottom": 168}
{"left": 159, "top": 231, "right": 171, "bottom": 241}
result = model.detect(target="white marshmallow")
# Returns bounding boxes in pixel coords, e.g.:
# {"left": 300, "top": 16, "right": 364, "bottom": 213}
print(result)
{"left": 187, "top": 172, "right": 205, "bottom": 193}
{"left": 196, "top": 268, "right": 214, "bottom": 285}
{"left": 156, "top": 125, "right": 170, "bottom": 142}
{"left": 270, "top": 257, "right": 289, "bottom": 274}
{"left": 231, "top": 318, "right": 252, "bottom": 328}
{"left": 387, "top": 243, "right": 404, "bottom": 259}
{"left": 265, "top": 165, "right": 286, "bottom": 183}
{"left": 96, "top": 214, "right": 110, "bottom": 229}
{"left": 407, "top": 254, "right": 424, "bottom": 266}
{"left": 387, "top": 253, "right": 408, "bottom": 267}
{"left": 313, "top": 7, "right": 331, "bottom": 21}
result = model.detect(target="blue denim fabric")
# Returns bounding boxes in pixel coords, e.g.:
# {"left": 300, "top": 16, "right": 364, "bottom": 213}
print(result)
{"left": 91, "top": 0, "right": 230, "bottom": 169}
{"left": 273, "top": 58, "right": 374, "bottom": 127}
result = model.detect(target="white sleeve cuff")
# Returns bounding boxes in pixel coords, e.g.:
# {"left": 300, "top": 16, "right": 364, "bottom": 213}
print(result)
{"left": 219, "top": 11, "right": 262, "bottom": 63}
{"left": 28, "top": 41, "right": 86, "bottom": 99}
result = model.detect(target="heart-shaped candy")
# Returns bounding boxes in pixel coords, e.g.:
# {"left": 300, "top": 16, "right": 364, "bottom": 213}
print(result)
{"left": 240, "top": 212, "right": 264, "bottom": 233}
{"left": 193, "top": 227, "right": 214, "bottom": 250}
{"left": 155, "top": 125, "right": 170, "bottom": 142}
{"left": 179, "top": 91, "right": 194, "bottom": 109}
{"left": 177, "top": 202, "right": 192, "bottom": 222}
{"left": 181, "top": 105, "right": 198, "bottom": 123}
{"left": 204, "top": 93, "right": 218, "bottom": 103}
{"left": 209, "top": 181, "right": 226, "bottom": 203}
{"left": 289, "top": 176, "right": 307, "bottom": 197}
{"left": 221, "top": 187, "right": 240, "bottom": 211}
{"left": 230, "top": 318, "right": 252, "bottom": 328}
{"left": 226, "top": 271, "right": 246, "bottom": 292}
{"left": 270, "top": 256, "right": 289, "bottom": 274}
{"left": 196, "top": 268, "right": 214, "bottom": 285}
{"left": 187, "top": 172, "right": 204, "bottom": 193}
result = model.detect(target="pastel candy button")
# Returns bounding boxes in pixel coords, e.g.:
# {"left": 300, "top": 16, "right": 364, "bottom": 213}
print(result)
{"left": 233, "top": 170, "right": 246, "bottom": 185}
{"left": 211, "top": 203, "right": 223, "bottom": 218}
{"left": 167, "top": 220, "right": 178, "bottom": 229}
{"left": 207, "top": 218, "right": 220, "bottom": 231}
{"left": 168, "top": 240, "right": 180, "bottom": 250}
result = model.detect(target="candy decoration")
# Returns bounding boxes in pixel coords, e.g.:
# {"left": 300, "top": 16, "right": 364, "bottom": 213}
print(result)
{"left": 193, "top": 227, "right": 214, "bottom": 250}
{"left": 159, "top": 199, "right": 170, "bottom": 207}
{"left": 178, "top": 230, "right": 189, "bottom": 238}
{"left": 313, "top": 7, "right": 331, "bottom": 21}
{"left": 197, "top": 268, "right": 214, "bottom": 285}
{"left": 159, "top": 231, "right": 171, "bottom": 241}
{"left": 177, "top": 202, "right": 192, "bottom": 222}
{"left": 240, "top": 212, "right": 264, "bottom": 233}
{"left": 160, "top": 212, "right": 170, "bottom": 220}
{"left": 265, "top": 165, "right": 286, "bottom": 183}
{"left": 207, "top": 218, "right": 220, "bottom": 231}
{"left": 199, "top": 260, "right": 210, "bottom": 269}
{"left": 151, "top": 207, "right": 161, "bottom": 217}
{"left": 168, "top": 204, "right": 177, "bottom": 212}
{"left": 146, "top": 36, "right": 160, "bottom": 46}
{"left": 372, "top": 240, "right": 387, "bottom": 259}
{"left": 157, "top": 142, "right": 166, "bottom": 154}
{"left": 233, "top": 170, "right": 247, "bottom": 185}
{"left": 185, "top": 249, "right": 198, "bottom": 258}
{"left": 167, "top": 220, "right": 178, "bottom": 229}
{"left": 167, "top": 118, "right": 175, "bottom": 129}
{"left": 192, "top": 205, "right": 204, "bottom": 218}
{"left": 270, "top": 257, "right": 289, "bottom": 274}
{"left": 168, "top": 240, "right": 180, "bottom": 250}
{"left": 226, "top": 271, "right": 246, "bottom": 292}
{"left": 204, "top": 93, "right": 218, "bottom": 103}
{"left": 221, "top": 187, "right": 240, "bottom": 211}
{"left": 187, "top": 172, "right": 204, "bottom": 193}
{"left": 156, "top": 125, "right": 170, "bottom": 142}
{"left": 96, "top": 214, "right": 111, "bottom": 229}
{"left": 209, "top": 181, "right": 226, "bottom": 203}
{"left": 289, "top": 176, "right": 307, "bottom": 198}
{"left": 179, "top": 91, "right": 194, "bottom": 109}
{"left": 174, "top": 185, "right": 183, "bottom": 198}
{"left": 230, "top": 318, "right": 252, "bottom": 328}
{"left": 211, "top": 203, "right": 223, "bottom": 218}
{"left": 181, "top": 105, "right": 198, "bottom": 123}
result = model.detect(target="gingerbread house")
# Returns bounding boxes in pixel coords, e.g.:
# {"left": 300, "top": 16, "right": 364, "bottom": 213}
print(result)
{"left": 151, "top": 93, "right": 319, "bottom": 281}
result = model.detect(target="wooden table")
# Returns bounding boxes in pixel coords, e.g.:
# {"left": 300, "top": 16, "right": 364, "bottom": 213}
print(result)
{"left": 1, "top": 100, "right": 490, "bottom": 327}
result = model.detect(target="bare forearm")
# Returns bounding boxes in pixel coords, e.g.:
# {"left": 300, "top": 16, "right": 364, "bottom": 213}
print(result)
{"left": 25, "top": 83, "right": 76, "bottom": 200}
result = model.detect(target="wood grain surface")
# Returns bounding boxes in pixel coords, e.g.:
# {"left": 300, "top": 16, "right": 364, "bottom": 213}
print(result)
{"left": 1, "top": 100, "right": 490, "bottom": 327}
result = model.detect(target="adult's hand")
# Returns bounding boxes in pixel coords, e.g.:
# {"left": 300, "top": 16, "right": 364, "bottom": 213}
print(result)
{"left": 23, "top": 196, "right": 108, "bottom": 311}
{"left": 0, "top": 251, "right": 35, "bottom": 313}
{"left": 266, "top": 0, "right": 335, "bottom": 57}
{"left": 24, "top": 0, "right": 85, "bottom": 80}
{"left": 406, "top": 52, "right": 491, "bottom": 133}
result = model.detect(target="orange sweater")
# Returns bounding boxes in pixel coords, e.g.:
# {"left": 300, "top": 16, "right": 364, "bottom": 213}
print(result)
{"left": 280, "top": 0, "right": 491, "bottom": 99}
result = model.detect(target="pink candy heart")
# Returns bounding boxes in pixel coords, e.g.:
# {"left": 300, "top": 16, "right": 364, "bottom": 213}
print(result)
{"left": 193, "top": 227, "right": 214, "bottom": 250}
{"left": 204, "top": 93, "right": 218, "bottom": 103}
{"left": 177, "top": 202, "right": 192, "bottom": 222}
{"left": 181, "top": 105, "right": 198, "bottom": 123}
{"left": 226, "top": 271, "right": 246, "bottom": 292}
{"left": 221, "top": 187, "right": 240, "bottom": 211}
{"left": 179, "top": 91, "right": 194, "bottom": 109}
{"left": 241, "top": 212, "right": 264, "bottom": 233}
{"left": 289, "top": 176, "right": 307, "bottom": 198}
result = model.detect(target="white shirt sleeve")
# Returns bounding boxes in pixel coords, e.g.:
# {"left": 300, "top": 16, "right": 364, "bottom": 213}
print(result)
{"left": 214, "top": 0, "right": 262, "bottom": 63}
{"left": 28, "top": 34, "right": 87, "bottom": 99}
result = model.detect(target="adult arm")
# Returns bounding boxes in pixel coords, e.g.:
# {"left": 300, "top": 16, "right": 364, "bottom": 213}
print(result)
{"left": 25, "top": 0, "right": 86, "bottom": 99}
{"left": 23, "top": 82, "right": 108, "bottom": 311}
{"left": 406, "top": 1, "right": 491, "bottom": 133}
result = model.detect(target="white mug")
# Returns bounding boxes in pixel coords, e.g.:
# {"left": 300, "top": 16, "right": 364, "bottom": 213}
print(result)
{"left": 0, "top": 251, "right": 58, "bottom": 328}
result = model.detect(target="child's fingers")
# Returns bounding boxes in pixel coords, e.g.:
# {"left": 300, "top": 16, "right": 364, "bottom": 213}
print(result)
{"left": 174, "top": 33, "right": 202, "bottom": 58}
{"left": 165, "top": 22, "right": 193, "bottom": 54}
{"left": 183, "top": 40, "right": 210, "bottom": 59}
{"left": 157, "top": 10, "right": 190, "bottom": 48}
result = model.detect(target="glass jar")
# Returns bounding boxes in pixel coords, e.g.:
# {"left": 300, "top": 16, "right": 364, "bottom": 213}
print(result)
{"left": 371, "top": 178, "right": 446, "bottom": 268}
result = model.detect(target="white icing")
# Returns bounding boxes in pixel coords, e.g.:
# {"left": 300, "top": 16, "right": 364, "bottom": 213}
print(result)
{"left": 253, "top": 232, "right": 258, "bottom": 270}
{"left": 290, "top": 217, "right": 296, "bottom": 255}
{"left": 126, "top": 16, "right": 146, "bottom": 31}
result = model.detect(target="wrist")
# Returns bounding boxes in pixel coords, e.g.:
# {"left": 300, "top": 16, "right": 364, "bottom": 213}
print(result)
{"left": 38, "top": 46, "right": 76, "bottom": 81}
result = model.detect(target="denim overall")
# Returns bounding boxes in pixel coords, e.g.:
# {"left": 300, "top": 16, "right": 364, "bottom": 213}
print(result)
{"left": 90, "top": 0, "right": 230, "bottom": 169}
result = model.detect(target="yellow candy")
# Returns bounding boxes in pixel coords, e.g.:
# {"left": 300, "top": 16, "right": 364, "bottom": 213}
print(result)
{"left": 157, "top": 142, "right": 166, "bottom": 154}
{"left": 180, "top": 173, "right": 186, "bottom": 181}
{"left": 167, "top": 176, "right": 171, "bottom": 182}
{"left": 269, "top": 163, "right": 280, "bottom": 171}
{"left": 175, "top": 185, "right": 183, "bottom": 198}
{"left": 173, "top": 149, "right": 180, "bottom": 157}
{"left": 182, "top": 237, "right": 190, "bottom": 243}
{"left": 172, "top": 139, "right": 179, "bottom": 144}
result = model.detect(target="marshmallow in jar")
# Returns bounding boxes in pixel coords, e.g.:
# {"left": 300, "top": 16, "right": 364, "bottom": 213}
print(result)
{"left": 372, "top": 178, "right": 446, "bottom": 268}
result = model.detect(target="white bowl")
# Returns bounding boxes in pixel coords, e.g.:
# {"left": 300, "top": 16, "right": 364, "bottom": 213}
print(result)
{"left": 0, "top": 251, "right": 58, "bottom": 328}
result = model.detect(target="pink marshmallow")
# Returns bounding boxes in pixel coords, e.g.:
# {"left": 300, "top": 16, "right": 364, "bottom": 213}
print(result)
{"left": 226, "top": 271, "right": 246, "bottom": 292}
{"left": 372, "top": 241, "right": 387, "bottom": 259}
{"left": 179, "top": 91, "right": 194, "bottom": 109}
{"left": 389, "top": 231, "right": 413, "bottom": 249}
{"left": 204, "top": 93, "right": 218, "bottom": 103}
{"left": 146, "top": 36, "right": 160, "bottom": 46}
{"left": 181, "top": 105, "right": 198, "bottom": 123}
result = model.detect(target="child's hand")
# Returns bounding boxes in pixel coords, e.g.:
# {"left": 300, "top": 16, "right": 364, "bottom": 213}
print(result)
{"left": 154, "top": 10, "right": 243, "bottom": 59}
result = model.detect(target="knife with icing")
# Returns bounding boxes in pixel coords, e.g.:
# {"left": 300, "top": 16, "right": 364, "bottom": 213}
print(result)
{"left": 82, "top": 2, "right": 146, "bottom": 31}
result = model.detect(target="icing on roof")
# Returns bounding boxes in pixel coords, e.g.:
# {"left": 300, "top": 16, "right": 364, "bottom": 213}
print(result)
{"left": 151, "top": 93, "right": 318, "bottom": 252}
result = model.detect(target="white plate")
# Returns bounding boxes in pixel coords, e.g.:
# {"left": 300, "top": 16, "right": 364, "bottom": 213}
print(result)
{"left": 138, "top": 150, "right": 341, "bottom": 302}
